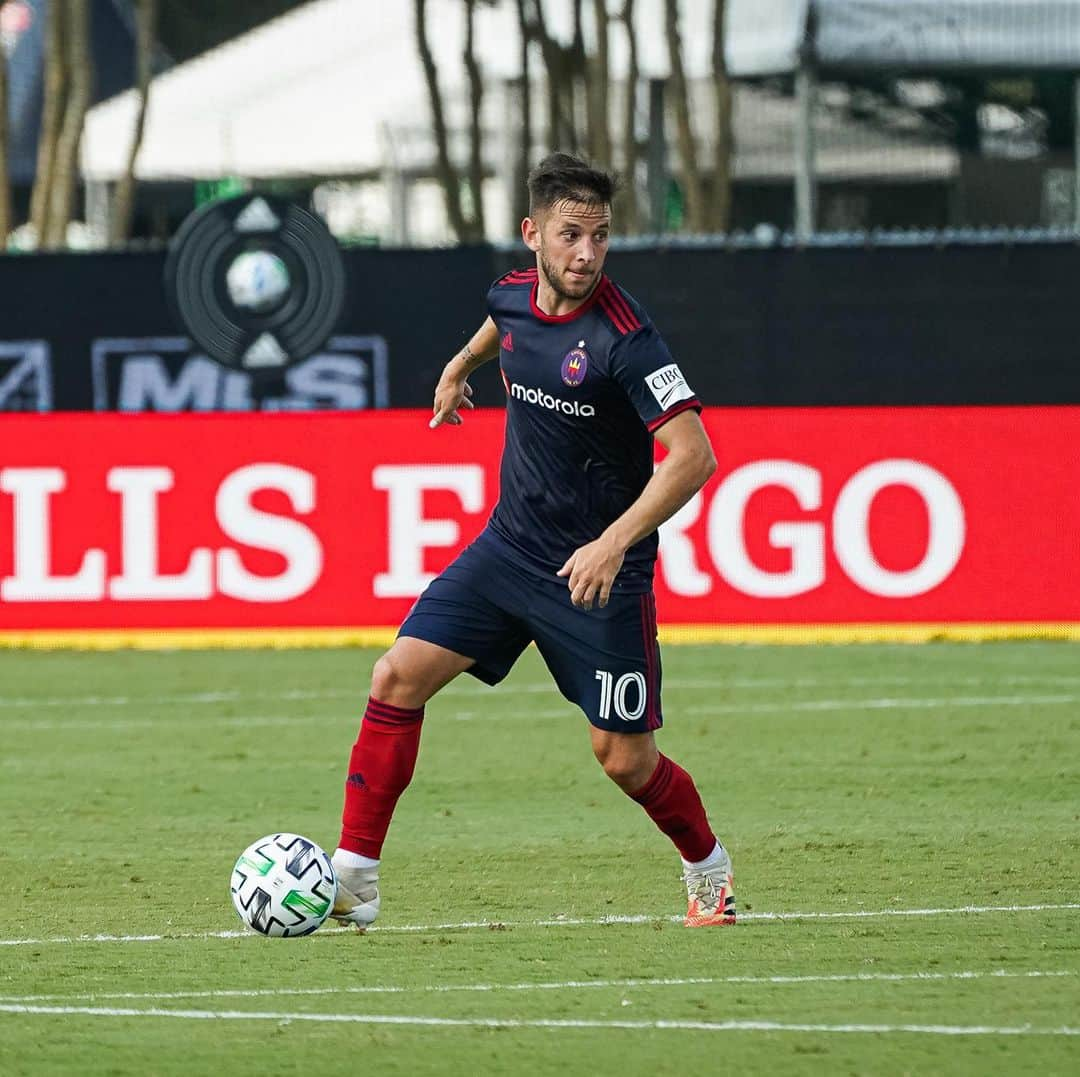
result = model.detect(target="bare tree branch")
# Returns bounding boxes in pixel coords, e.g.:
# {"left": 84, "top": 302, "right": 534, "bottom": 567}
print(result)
{"left": 570, "top": 0, "right": 587, "bottom": 151}
{"left": 513, "top": 0, "right": 533, "bottom": 223}
{"left": 616, "top": 0, "right": 641, "bottom": 232}
{"left": 0, "top": 25, "right": 12, "bottom": 243}
{"left": 587, "top": 0, "right": 611, "bottom": 163}
{"left": 529, "top": 0, "right": 576, "bottom": 151}
{"left": 664, "top": 0, "right": 705, "bottom": 231}
{"left": 462, "top": 0, "right": 486, "bottom": 238}
{"left": 415, "top": 0, "right": 469, "bottom": 241}
{"left": 710, "top": 0, "right": 733, "bottom": 232}
{"left": 112, "top": 0, "right": 159, "bottom": 246}
{"left": 30, "top": 0, "right": 67, "bottom": 245}
{"left": 47, "top": 0, "right": 92, "bottom": 249}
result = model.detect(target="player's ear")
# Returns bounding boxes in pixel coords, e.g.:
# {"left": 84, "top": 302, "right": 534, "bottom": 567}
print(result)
{"left": 522, "top": 216, "right": 541, "bottom": 252}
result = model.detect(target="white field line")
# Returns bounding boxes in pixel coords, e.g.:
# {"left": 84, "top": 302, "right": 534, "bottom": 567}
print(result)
{"left": 0, "top": 968, "right": 1075, "bottom": 1005}
{"left": 2, "top": 675, "right": 1080, "bottom": 711}
{"left": 4, "top": 693, "right": 1078, "bottom": 730}
{"left": 4, "top": 714, "right": 361, "bottom": 732}
{"left": 0, "top": 689, "right": 355, "bottom": 710}
{"left": 686, "top": 694, "right": 1080, "bottom": 716}
{"left": 0, "top": 1004, "right": 1077, "bottom": 1036}
{"left": 2, "top": 902, "right": 1077, "bottom": 948}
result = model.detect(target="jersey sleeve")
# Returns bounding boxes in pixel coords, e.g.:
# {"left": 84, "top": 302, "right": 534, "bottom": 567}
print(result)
{"left": 485, "top": 281, "right": 504, "bottom": 318}
{"left": 609, "top": 325, "right": 702, "bottom": 433}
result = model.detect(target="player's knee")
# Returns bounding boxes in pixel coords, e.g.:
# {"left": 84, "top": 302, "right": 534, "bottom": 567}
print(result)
{"left": 370, "top": 651, "right": 422, "bottom": 709}
{"left": 594, "top": 742, "right": 656, "bottom": 793}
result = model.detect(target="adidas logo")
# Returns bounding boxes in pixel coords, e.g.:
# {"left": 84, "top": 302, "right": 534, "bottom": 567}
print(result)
{"left": 242, "top": 332, "right": 288, "bottom": 369}
{"left": 346, "top": 772, "right": 367, "bottom": 789}
{"left": 234, "top": 197, "right": 281, "bottom": 234}
{"left": 501, "top": 331, "right": 514, "bottom": 352}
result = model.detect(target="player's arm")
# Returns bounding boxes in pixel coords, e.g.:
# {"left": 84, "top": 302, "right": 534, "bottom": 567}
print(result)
{"left": 430, "top": 317, "right": 501, "bottom": 428}
{"left": 557, "top": 410, "right": 716, "bottom": 609}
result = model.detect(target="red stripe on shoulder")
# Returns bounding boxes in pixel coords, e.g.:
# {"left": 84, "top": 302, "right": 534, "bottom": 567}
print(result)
{"left": 597, "top": 282, "right": 634, "bottom": 335}
{"left": 604, "top": 282, "right": 642, "bottom": 331}
{"left": 497, "top": 267, "right": 538, "bottom": 287}
{"left": 646, "top": 398, "right": 702, "bottom": 433}
{"left": 598, "top": 294, "right": 631, "bottom": 335}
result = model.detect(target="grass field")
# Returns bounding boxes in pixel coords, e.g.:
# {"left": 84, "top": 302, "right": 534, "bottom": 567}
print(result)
{"left": 0, "top": 642, "right": 1077, "bottom": 1075}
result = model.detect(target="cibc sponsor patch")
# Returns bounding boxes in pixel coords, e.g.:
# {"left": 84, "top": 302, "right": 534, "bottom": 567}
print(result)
{"left": 645, "top": 363, "right": 694, "bottom": 410}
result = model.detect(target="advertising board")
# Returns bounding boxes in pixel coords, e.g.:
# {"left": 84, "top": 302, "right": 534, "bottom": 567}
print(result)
{"left": 0, "top": 408, "right": 1076, "bottom": 644}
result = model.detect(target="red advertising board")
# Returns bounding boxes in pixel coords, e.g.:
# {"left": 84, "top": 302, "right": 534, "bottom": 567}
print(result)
{"left": 0, "top": 408, "right": 1077, "bottom": 643}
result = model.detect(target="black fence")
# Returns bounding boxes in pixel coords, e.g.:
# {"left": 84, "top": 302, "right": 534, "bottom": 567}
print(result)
{"left": 2, "top": 239, "right": 1078, "bottom": 412}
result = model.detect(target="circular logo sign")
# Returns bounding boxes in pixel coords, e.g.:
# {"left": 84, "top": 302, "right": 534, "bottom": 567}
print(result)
{"left": 561, "top": 342, "right": 588, "bottom": 387}
{"left": 164, "top": 194, "right": 346, "bottom": 371}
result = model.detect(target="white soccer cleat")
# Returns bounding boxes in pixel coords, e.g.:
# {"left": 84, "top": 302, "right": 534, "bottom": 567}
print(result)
{"left": 682, "top": 847, "right": 736, "bottom": 927}
{"left": 330, "top": 860, "right": 381, "bottom": 930}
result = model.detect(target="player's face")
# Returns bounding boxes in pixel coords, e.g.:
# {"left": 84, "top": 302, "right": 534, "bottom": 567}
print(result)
{"left": 527, "top": 199, "right": 611, "bottom": 303}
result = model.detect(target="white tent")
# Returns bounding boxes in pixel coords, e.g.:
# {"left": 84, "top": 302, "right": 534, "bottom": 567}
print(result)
{"left": 81, "top": 0, "right": 803, "bottom": 184}
{"left": 80, "top": 0, "right": 1080, "bottom": 242}
{"left": 813, "top": 0, "right": 1080, "bottom": 71}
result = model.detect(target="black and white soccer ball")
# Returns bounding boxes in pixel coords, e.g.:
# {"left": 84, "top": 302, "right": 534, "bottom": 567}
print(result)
{"left": 230, "top": 832, "right": 337, "bottom": 937}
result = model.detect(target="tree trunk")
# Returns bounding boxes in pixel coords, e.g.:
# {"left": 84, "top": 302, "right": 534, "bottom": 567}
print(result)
{"left": 513, "top": 0, "right": 533, "bottom": 223}
{"left": 569, "top": 0, "right": 587, "bottom": 154}
{"left": 0, "top": 27, "right": 12, "bottom": 245}
{"left": 617, "top": 0, "right": 641, "bottom": 233}
{"left": 462, "top": 0, "right": 485, "bottom": 239}
{"left": 30, "top": 0, "right": 68, "bottom": 245}
{"left": 529, "top": 0, "right": 575, "bottom": 152}
{"left": 414, "top": 0, "right": 469, "bottom": 241}
{"left": 663, "top": 0, "right": 706, "bottom": 232}
{"left": 710, "top": 0, "right": 733, "bottom": 232}
{"left": 587, "top": 0, "right": 611, "bottom": 164}
{"left": 111, "top": 0, "right": 158, "bottom": 246}
{"left": 46, "top": 0, "right": 92, "bottom": 249}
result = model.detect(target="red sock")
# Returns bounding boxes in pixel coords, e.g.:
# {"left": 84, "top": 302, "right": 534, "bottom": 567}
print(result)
{"left": 338, "top": 697, "right": 424, "bottom": 859}
{"left": 629, "top": 754, "right": 717, "bottom": 863}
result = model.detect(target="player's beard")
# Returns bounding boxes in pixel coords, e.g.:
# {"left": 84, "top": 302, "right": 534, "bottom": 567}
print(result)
{"left": 538, "top": 248, "right": 597, "bottom": 302}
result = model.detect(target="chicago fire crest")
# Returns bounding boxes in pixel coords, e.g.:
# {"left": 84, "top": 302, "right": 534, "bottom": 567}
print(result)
{"left": 561, "top": 341, "right": 588, "bottom": 387}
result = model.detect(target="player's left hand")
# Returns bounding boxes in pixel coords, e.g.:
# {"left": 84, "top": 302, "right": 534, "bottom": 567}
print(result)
{"left": 557, "top": 537, "right": 626, "bottom": 610}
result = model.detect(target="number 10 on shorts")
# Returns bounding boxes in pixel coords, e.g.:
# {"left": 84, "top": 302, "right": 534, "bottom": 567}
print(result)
{"left": 595, "top": 670, "right": 648, "bottom": 722}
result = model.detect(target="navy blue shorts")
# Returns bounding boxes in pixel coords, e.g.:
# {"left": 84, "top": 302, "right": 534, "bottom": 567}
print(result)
{"left": 399, "top": 530, "right": 663, "bottom": 733}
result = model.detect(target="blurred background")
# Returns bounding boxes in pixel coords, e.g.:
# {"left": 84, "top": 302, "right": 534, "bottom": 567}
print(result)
{"left": 0, "top": 1, "right": 1077, "bottom": 641}
{"left": 5, "top": 0, "right": 1080, "bottom": 249}
{"left": 1, "top": 0, "right": 1079, "bottom": 414}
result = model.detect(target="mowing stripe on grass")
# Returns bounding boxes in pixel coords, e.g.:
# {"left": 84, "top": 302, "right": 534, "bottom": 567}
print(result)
{"left": 0, "top": 1004, "right": 1077, "bottom": 1036}
{"left": 2, "top": 902, "right": 1077, "bottom": 947}
{"left": 2, "top": 676, "right": 1080, "bottom": 711}
{"left": 5, "top": 693, "right": 1078, "bottom": 730}
{"left": 1, "top": 968, "right": 1075, "bottom": 1005}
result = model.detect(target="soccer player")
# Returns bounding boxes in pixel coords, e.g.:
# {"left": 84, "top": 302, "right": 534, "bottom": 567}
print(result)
{"left": 331, "top": 153, "right": 734, "bottom": 929}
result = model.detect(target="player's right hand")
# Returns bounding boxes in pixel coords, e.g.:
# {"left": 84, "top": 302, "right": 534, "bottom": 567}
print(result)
{"left": 430, "top": 378, "right": 474, "bottom": 428}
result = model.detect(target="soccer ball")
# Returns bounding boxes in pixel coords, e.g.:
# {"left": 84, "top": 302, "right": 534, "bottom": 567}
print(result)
{"left": 230, "top": 832, "right": 337, "bottom": 937}
{"left": 224, "top": 249, "right": 291, "bottom": 314}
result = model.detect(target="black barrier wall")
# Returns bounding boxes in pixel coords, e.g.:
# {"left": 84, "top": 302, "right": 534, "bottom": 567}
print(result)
{"left": 2, "top": 241, "right": 1078, "bottom": 411}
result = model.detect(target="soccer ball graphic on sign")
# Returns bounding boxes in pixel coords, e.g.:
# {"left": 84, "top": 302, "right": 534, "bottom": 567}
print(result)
{"left": 230, "top": 833, "right": 336, "bottom": 937}
{"left": 224, "top": 249, "right": 292, "bottom": 315}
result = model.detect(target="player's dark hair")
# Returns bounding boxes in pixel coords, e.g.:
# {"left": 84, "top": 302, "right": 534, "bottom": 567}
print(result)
{"left": 527, "top": 153, "right": 618, "bottom": 216}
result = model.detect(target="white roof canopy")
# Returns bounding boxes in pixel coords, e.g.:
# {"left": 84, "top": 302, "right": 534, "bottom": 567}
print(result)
{"left": 81, "top": 0, "right": 1080, "bottom": 184}
{"left": 814, "top": 0, "right": 1080, "bottom": 72}
{"left": 81, "top": 0, "right": 804, "bottom": 182}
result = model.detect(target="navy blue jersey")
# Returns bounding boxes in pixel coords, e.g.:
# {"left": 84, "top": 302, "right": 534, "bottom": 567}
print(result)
{"left": 485, "top": 267, "right": 701, "bottom": 591}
